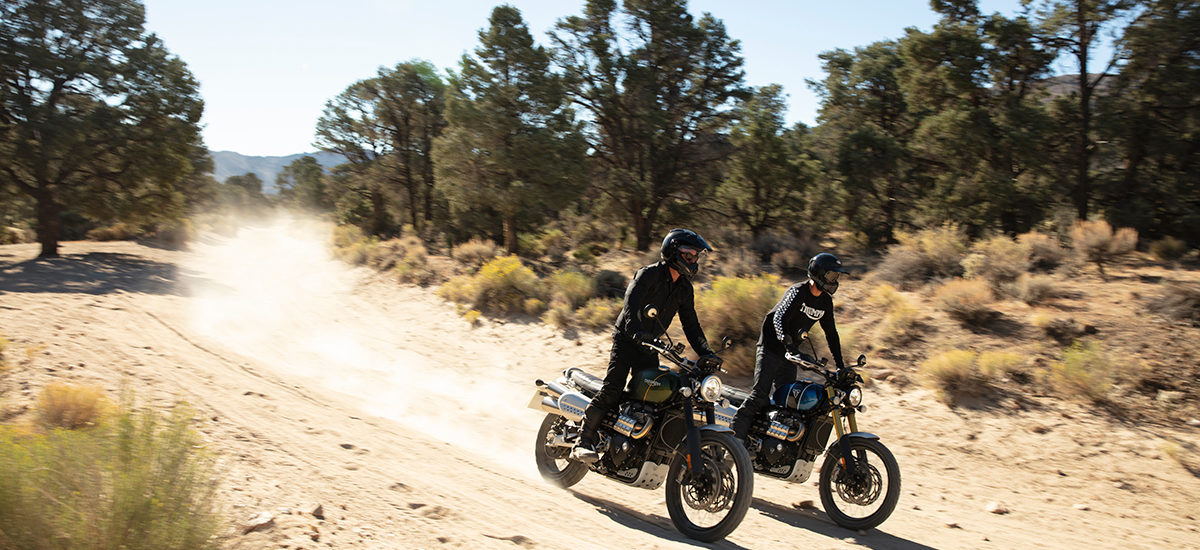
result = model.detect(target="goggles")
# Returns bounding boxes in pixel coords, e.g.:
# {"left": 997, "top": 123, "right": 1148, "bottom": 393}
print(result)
{"left": 679, "top": 246, "right": 702, "bottom": 264}
{"left": 822, "top": 270, "right": 841, "bottom": 284}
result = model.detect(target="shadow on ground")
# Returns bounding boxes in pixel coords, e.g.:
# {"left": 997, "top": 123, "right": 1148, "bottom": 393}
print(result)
{"left": 0, "top": 252, "right": 199, "bottom": 296}
{"left": 569, "top": 490, "right": 750, "bottom": 549}
{"left": 752, "top": 498, "right": 936, "bottom": 550}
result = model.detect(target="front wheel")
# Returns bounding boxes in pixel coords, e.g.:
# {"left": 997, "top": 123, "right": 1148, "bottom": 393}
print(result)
{"left": 534, "top": 414, "right": 588, "bottom": 488}
{"left": 819, "top": 437, "right": 901, "bottom": 530}
{"left": 665, "top": 431, "right": 754, "bottom": 542}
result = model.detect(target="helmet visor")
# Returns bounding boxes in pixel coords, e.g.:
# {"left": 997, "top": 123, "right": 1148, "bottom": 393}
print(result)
{"left": 822, "top": 270, "right": 841, "bottom": 284}
{"left": 679, "top": 246, "right": 702, "bottom": 264}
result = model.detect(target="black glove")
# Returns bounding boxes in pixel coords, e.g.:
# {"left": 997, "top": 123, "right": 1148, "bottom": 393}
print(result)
{"left": 698, "top": 353, "right": 723, "bottom": 370}
{"left": 631, "top": 330, "right": 649, "bottom": 343}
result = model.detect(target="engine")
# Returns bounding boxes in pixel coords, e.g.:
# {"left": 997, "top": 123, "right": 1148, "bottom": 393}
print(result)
{"left": 605, "top": 402, "right": 655, "bottom": 471}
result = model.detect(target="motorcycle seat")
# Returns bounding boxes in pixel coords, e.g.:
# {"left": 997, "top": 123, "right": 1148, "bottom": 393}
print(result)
{"left": 565, "top": 367, "right": 604, "bottom": 395}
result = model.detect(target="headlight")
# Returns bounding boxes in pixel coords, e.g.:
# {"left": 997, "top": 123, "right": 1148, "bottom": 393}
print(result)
{"left": 699, "top": 375, "right": 723, "bottom": 403}
{"left": 847, "top": 387, "right": 863, "bottom": 407}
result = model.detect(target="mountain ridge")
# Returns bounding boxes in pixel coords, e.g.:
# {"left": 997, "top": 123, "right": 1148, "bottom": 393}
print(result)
{"left": 210, "top": 150, "right": 345, "bottom": 193}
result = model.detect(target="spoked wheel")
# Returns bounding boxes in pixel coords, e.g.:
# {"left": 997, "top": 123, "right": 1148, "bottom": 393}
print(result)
{"left": 534, "top": 414, "right": 588, "bottom": 488}
{"left": 665, "top": 431, "right": 753, "bottom": 542}
{"left": 819, "top": 437, "right": 901, "bottom": 530}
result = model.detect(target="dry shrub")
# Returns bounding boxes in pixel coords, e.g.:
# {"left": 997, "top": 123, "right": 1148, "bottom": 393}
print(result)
{"left": 1008, "top": 273, "right": 1058, "bottom": 305}
{"left": 437, "top": 255, "right": 542, "bottom": 315}
{"left": 1148, "top": 236, "right": 1189, "bottom": 262}
{"left": 36, "top": 383, "right": 112, "bottom": 430}
{"left": 1049, "top": 339, "right": 1113, "bottom": 402}
{"left": 934, "top": 279, "right": 996, "bottom": 325}
{"left": 713, "top": 249, "right": 760, "bottom": 278}
{"left": 463, "top": 310, "right": 482, "bottom": 326}
{"left": 331, "top": 224, "right": 366, "bottom": 249}
{"left": 977, "top": 350, "right": 1024, "bottom": 379}
{"left": 1069, "top": 220, "right": 1138, "bottom": 277}
{"left": 962, "top": 235, "right": 1030, "bottom": 288}
{"left": 86, "top": 222, "right": 139, "bottom": 241}
{"left": 770, "top": 248, "right": 808, "bottom": 275}
{"left": 1, "top": 226, "right": 34, "bottom": 244}
{"left": 696, "top": 275, "right": 786, "bottom": 377}
{"left": 523, "top": 297, "right": 547, "bottom": 316}
{"left": 547, "top": 270, "right": 595, "bottom": 310}
{"left": 1032, "top": 313, "right": 1087, "bottom": 343}
{"left": 576, "top": 298, "right": 622, "bottom": 330}
{"left": 0, "top": 399, "right": 222, "bottom": 549}
{"left": 920, "top": 350, "right": 984, "bottom": 402}
{"left": 536, "top": 229, "right": 571, "bottom": 261}
{"left": 542, "top": 302, "right": 574, "bottom": 329}
{"left": 452, "top": 238, "right": 499, "bottom": 269}
{"left": 594, "top": 269, "right": 628, "bottom": 299}
{"left": 874, "top": 225, "right": 968, "bottom": 287}
{"left": 1018, "top": 231, "right": 1068, "bottom": 271}
{"left": 1147, "top": 283, "right": 1200, "bottom": 326}
{"left": 869, "top": 284, "right": 919, "bottom": 344}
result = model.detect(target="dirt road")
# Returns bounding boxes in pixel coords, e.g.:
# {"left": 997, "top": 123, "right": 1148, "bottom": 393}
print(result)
{"left": 1, "top": 217, "right": 1197, "bottom": 549}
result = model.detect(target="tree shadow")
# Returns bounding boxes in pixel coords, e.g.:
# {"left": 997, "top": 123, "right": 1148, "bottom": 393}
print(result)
{"left": 965, "top": 314, "right": 1024, "bottom": 338}
{"left": 0, "top": 252, "right": 200, "bottom": 296}
{"left": 569, "top": 490, "right": 750, "bottom": 549}
{"left": 752, "top": 498, "right": 936, "bottom": 550}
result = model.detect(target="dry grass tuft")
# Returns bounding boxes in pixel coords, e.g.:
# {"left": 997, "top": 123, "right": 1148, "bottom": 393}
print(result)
{"left": 934, "top": 279, "right": 996, "bottom": 325}
{"left": 451, "top": 238, "right": 499, "bottom": 269}
{"left": 1049, "top": 339, "right": 1113, "bottom": 402}
{"left": 36, "top": 383, "right": 112, "bottom": 430}
{"left": 1069, "top": 220, "right": 1137, "bottom": 278}
{"left": 920, "top": 350, "right": 985, "bottom": 403}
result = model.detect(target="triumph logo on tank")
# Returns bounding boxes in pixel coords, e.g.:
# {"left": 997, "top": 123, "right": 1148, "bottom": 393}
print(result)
{"left": 801, "top": 304, "right": 824, "bottom": 320}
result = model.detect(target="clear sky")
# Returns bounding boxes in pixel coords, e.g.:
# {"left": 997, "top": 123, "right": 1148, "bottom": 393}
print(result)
{"left": 141, "top": 0, "right": 1035, "bottom": 157}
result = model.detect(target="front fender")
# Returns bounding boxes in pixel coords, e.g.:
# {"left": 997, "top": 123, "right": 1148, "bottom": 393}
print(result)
{"left": 827, "top": 431, "right": 880, "bottom": 452}
{"left": 699, "top": 424, "right": 736, "bottom": 435}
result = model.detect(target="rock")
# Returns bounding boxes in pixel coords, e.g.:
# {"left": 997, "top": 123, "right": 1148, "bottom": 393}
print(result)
{"left": 947, "top": 523, "right": 962, "bottom": 529}
{"left": 310, "top": 503, "right": 325, "bottom": 520}
{"left": 1113, "top": 481, "right": 1132, "bottom": 490}
{"left": 241, "top": 511, "right": 275, "bottom": 534}
{"left": 1187, "top": 419, "right": 1200, "bottom": 427}
{"left": 986, "top": 502, "right": 1010, "bottom": 515}
{"left": 340, "top": 443, "right": 356, "bottom": 450}
{"left": 1073, "top": 503, "right": 1090, "bottom": 511}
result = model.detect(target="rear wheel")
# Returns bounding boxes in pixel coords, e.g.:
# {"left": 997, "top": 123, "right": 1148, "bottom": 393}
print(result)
{"left": 534, "top": 413, "right": 588, "bottom": 488}
{"left": 665, "top": 431, "right": 753, "bottom": 542}
{"left": 819, "top": 437, "right": 900, "bottom": 530}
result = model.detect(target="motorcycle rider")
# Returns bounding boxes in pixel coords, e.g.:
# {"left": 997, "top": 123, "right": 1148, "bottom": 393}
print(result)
{"left": 731, "top": 252, "right": 848, "bottom": 443}
{"left": 570, "top": 228, "right": 722, "bottom": 464}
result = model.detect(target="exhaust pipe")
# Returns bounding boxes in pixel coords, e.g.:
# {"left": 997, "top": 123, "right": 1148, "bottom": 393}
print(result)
{"left": 534, "top": 378, "right": 570, "bottom": 400}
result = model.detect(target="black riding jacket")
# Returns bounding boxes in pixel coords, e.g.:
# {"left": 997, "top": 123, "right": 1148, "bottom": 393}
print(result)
{"left": 757, "top": 279, "right": 844, "bottom": 367}
{"left": 613, "top": 261, "right": 712, "bottom": 355}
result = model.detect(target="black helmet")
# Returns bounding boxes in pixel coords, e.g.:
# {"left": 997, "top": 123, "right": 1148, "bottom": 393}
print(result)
{"left": 808, "top": 252, "right": 848, "bottom": 294}
{"left": 660, "top": 228, "right": 712, "bottom": 281}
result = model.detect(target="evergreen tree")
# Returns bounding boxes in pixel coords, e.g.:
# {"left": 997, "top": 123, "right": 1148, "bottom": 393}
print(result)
{"left": 552, "top": 0, "right": 747, "bottom": 250}
{"left": 315, "top": 60, "right": 445, "bottom": 236}
{"left": 276, "top": 156, "right": 331, "bottom": 212}
{"left": 1096, "top": 0, "right": 1200, "bottom": 243}
{"left": 715, "top": 84, "right": 809, "bottom": 248}
{"left": 434, "top": 5, "right": 586, "bottom": 254}
{"left": 0, "top": 0, "right": 205, "bottom": 256}
{"left": 898, "top": 0, "right": 1057, "bottom": 235}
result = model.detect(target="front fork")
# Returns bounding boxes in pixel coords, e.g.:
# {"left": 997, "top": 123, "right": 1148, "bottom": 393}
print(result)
{"left": 683, "top": 400, "right": 703, "bottom": 476}
{"left": 832, "top": 404, "right": 861, "bottom": 476}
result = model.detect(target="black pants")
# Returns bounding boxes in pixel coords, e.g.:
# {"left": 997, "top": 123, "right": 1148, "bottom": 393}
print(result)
{"left": 578, "top": 333, "right": 658, "bottom": 446}
{"left": 731, "top": 345, "right": 794, "bottom": 440}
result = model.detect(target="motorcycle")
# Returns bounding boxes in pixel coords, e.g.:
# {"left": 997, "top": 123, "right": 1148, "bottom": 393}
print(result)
{"left": 717, "top": 332, "right": 900, "bottom": 530}
{"left": 527, "top": 310, "right": 753, "bottom": 542}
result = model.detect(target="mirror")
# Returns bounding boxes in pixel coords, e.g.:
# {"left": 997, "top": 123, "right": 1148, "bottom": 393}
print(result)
{"left": 857, "top": 354, "right": 867, "bottom": 367}
{"left": 721, "top": 336, "right": 734, "bottom": 350}
{"left": 798, "top": 331, "right": 809, "bottom": 341}
{"left": 644, "top": 306, "right": 658, "bottom": 319}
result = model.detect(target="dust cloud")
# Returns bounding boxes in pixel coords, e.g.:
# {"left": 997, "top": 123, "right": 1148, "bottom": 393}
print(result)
{"left": 183, "top": 214, "right": 540, "bottom": 477}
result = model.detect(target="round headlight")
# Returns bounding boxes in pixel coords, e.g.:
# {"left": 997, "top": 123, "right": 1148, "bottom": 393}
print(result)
{"left": 847, "top": 387, "right": 863, "bottom": 407}
{"left": 699, "top": 375, "right": 723, "bottom": 403}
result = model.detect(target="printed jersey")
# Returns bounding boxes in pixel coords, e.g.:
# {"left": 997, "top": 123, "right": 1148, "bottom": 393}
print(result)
{"left": 613, "top": 261, "right": 712, "bottom": 354}
{"left": 756, "top": 280, "right": 844, "bottom": 367}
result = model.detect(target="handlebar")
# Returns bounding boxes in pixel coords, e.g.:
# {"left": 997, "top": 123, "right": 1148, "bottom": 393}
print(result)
{"left": 640, "top": 338, "right": 726, "bottom": 375}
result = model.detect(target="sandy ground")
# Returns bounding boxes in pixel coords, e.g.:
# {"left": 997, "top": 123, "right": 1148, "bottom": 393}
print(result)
{"left": 1, "top": 217, "right": 1198, "bottom": 550}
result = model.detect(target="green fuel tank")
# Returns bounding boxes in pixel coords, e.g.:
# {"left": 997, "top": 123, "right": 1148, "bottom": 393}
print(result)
{"left": 629, "top": 366, "right": 680, "bottom": 403}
